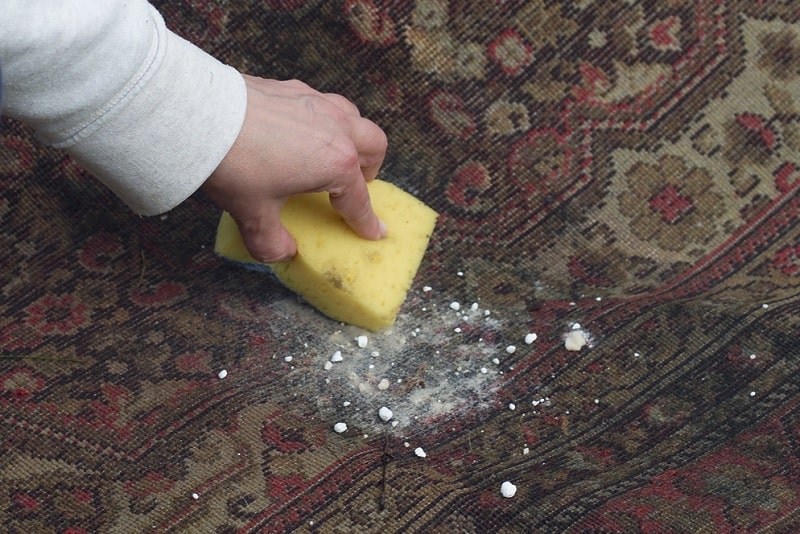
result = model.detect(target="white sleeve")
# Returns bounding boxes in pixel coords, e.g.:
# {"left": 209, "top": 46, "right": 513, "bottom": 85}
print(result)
{"left": 0, "top": 0, "right": 247, "bottom": 215}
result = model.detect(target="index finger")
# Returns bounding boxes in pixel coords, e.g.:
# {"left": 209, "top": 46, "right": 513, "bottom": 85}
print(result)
{"left": 328, "top": 174, "right": 387, "bottom": 241}
{"left": 347, "top": 115, "right": 388, "bottom": 182}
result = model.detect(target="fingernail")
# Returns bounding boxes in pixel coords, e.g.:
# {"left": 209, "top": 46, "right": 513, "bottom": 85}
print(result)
{"left": 379, "top": 219, "right": 388, "bottom": 238}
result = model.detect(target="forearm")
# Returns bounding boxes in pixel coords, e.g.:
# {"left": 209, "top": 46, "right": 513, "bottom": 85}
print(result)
{"left": 0, "top": 0, "right": 246, "bottom": 215}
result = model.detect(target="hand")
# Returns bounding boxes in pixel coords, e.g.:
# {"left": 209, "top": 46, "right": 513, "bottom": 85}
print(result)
{"left": 202, "top": 75, "right": 388, "bottom": 263}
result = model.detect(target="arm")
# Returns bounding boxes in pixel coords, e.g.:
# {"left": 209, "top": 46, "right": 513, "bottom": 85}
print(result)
{"left": 1, "top": 0, "right": 387, "bottom": 262}
{"left": 0, "top": 0, "right": 245, "bottom": 215}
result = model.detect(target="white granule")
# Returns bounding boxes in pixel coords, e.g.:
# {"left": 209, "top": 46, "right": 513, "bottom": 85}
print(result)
{"left": 749, "top": 391, "right": 756, "bottom": 397}
{"left": 509, "top": 403, "right": 516, "bottom": 410}
{"left": 357, "top": 335, "right": 369, "bottom": 348}
{"left": 423, "top": 286, "right": 432, "bottom": 292}
{"left": 454, "top": 327, "right": 462, "bottom": 333}
{"left": 484, "top": 310, "right": 491, "bottom": 316}
{"left": 471, "top": 302, "right": 479, "bottom": 311}
{"left": 480, "top": 367, "right": 488, "bottom": 374}
{"left": 749, "top": 354, "right": 757, "bottom": 360}
{"left": 450, "top": 302, "right": 461, "bottom": 311}
{"left": 524, "top": 333, "right": 537, "bottom": 344}
{"left": 506, "top": 345, "right": 517, "bottom": 354}
{"left": 572, "top": 322, "right": 582, "bottom": 330}
{"left": 191, "top": 493, "right": 199, "bottom": 500}
{"left": 333, "top": 422, "right": 348, "bottom": 433}
{"left": 762, "top": 303, "right": 769, "bottom": 309}
{"left": 457, "top": 271, "right": 464, "bottom": 277}
{"left": 378, "top": 406, "right": 393, "bottom": 422}
{"left": 492, "top": 358, "right": 500, "bottom": 365}
{"left": 523, "top": 447, "right": 530, "bottom": 455}
{"left": 217, "top": 369, "right": 228, "bottom": 379}
{"left": 371, "top": 351, "right": 380, "bottom": 357}
{"left": 343, "top": 401, "right": 351, "bottom": 407}
{"left": 284, "top": 356, "right": 293, "bottom": 362}
{"left": 414, "top": 447, "right": 427, "bottom": 458}
{"left": 331, "top": 350, "right": 344, "bottom": 362}
{"left": 564, "top": 329, "right": 587, "bottom": 351}
{"left": 324, "top": 361, "right": 333, "bottom": 370}
{"left": 378, "top": 378, "right": 390, "bottom": 391}
{"left": 500, "top": 481, "right": 517, "bottom": 498}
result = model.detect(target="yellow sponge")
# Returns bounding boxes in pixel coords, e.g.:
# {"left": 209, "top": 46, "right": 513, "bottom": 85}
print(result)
{"left": 214, "top": 180, "right": 437, "bottom": 331}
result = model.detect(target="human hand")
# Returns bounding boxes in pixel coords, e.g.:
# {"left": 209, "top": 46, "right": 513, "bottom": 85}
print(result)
{"left": 202, "top": 75, "right": 388, "bottom": 263}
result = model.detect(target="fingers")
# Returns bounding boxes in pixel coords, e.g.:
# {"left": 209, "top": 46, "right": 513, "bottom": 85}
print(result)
{"left": 249, "top": 77, "right": 386, "bottom": 180}
{"left": 329, "top": 177, "right": 387, "bottom": 241}
{"left": 209, "top": 75, "right": 390, "bottom": 263}
{"left": 308, "top": 96, "right": 387, "bottom": 181}
{"left": 235, "top": 206, "right": 298, "bottom": 263}
{"left": 349, "top": 116, "right": 387, "bottom": 181}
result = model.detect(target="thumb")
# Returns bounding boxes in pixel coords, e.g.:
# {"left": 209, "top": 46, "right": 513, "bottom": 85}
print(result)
{"left": 234, "top": 208, "right": 298, "bottom": 264}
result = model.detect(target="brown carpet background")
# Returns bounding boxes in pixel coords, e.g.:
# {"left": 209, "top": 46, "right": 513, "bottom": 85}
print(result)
{"left": 2, "top": 1, "right": 800, "bottom": 532}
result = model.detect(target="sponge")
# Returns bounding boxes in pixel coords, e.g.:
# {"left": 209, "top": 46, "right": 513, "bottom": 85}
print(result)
{"left": 214, "top": 179, "right": 437, "bottom": 331}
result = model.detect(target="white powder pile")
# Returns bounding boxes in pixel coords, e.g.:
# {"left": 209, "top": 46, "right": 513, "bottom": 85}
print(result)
{"left": 260, "top": 272, "right": 590, "bottom": 443}
{"left": 564, "top": 323, "right": 592, "bottom": 351}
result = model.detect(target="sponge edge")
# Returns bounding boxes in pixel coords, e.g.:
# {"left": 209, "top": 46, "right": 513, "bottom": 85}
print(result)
{"left": 214, "top": 180, "right": 438, "bottom": 331}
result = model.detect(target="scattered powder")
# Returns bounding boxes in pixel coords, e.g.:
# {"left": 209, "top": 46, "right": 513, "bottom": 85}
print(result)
{"left": 378, "top": 406, "right": 393, "bottom": 422}
{"left": 333, "top": 422, "right": 348, "bottom": 433}
{"left": 500, "top": 481, "right": 517, "bottom": 498}
{"left": 564, "top": 329, "right": 587, "bottom": 351}
{"left": 264, "top": 275, "right": 565, "bottom": 435}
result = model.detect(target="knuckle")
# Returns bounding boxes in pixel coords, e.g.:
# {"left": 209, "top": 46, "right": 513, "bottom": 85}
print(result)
{"left": 286, "top": 79, "right": 311, "bottom": 91}
{"left": 330, "top": 143, "right": 360, "bottom": 172}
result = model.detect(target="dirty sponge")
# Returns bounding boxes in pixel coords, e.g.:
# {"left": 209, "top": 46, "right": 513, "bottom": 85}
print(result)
{"left": 214, "top": 179, "right": 438, "bottom": 331}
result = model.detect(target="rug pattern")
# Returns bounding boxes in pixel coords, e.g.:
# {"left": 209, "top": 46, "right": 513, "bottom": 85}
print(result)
{"left": 1, "top": 1, "right": 800, "bottom": 532}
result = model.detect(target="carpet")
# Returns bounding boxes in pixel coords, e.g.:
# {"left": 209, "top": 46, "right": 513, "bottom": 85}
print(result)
{"left": 2, "top": 1, "right": 800, "bottom": 532}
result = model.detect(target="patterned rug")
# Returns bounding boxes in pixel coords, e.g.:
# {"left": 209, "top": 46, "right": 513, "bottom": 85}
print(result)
{"left": 2, "top": 1, "right": 800, "bottom": 532}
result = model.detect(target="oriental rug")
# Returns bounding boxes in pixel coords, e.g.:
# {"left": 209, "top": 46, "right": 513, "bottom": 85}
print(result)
{"left": 2, "top": 1, "right": 800, "bottom": 532}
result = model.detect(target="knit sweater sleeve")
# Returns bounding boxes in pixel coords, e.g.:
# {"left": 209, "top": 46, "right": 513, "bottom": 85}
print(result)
{"left": 0, "top": 0, "right": 247, "bottom": 215}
